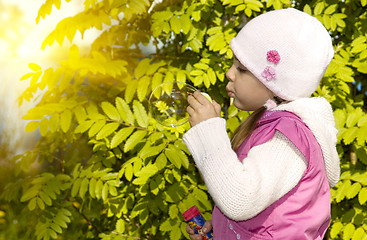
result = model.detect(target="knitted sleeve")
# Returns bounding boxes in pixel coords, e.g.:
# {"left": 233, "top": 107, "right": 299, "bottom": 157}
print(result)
{"left": 183, "top": 117, "right": 307, "bottom": 221}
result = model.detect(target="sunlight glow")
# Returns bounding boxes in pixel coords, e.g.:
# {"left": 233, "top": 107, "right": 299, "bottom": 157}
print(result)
{"left": 0, "top": 0, "right": 99, "bottom": 158}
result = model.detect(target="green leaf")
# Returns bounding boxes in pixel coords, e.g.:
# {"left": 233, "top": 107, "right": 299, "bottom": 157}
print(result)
{"left": 132, "top": 176, "right": 149, "bottom": 185}
{"left": 79, "top": 178, "right": 89, "bottom": 199}
{"left": 351, "top": 172, "right": 367, "bottom": 185}
{"left": 125, "top": 163, "right": 133, "bottom": 181}
{"left": 116, "top": 219, "right": 125, "bottom": 233}
{"left": 60, "top": 110, "right": 72, "bottom": 133}
{"left": 133, "top": 100, "right": 148, "bottom": 128}
{"left": 110, "top": 127, "right": 134, "bottom": 148}
{"left": 358, "top": 188, "right": 367, "bottom": 205}
{"left": 334, "top": 109, "right": 346, "bottom": 130}
{"left": 88, "top": 119, "right": 106, "bottom": 137}
{"left": 159, "top": 218, "right": 176, "bottom": 231}
{"left": 96, "top": 122, "right": 119, "bottom": 140}
{"left": 192, "top": 10, "right": 201, "bottom": 21}
{"left": 50, "top": 223, "right": 62, "bottom": 234}
{"left": 109, "top": 184, "right": 117, "bottom": 196}
{"left": 54, "top": 216, "right": 67, "bottom": 229}
{"left": 49, "top": 113, "right": 59, "bottom": 132}
{"left": 37, "top": 197, "right": 45, "bottom": 210}
{"left": 207, "top": 68, "right": 216, "bottom": 85}
{"left": 165, "top": 145, "right": 184, "bottom": 169}
{"left": 343, "top": 127, "right": 358, "bottom": 145}
{"left": 169, "top": 224, "right": 182, "bottom": 239}
{"left": 21, "top": 186, "right": 40, "bottom": 202}
{"left": 193, "top": 188, "right": 208, "bottom": 203}
{"left": 335, "top": 180, "right": 350, "bottom": 202}
{"left": 139, "top": 208, "right": 149, "bottom": 225}
{"left": 116, "top": 97, "right": 135, "bottom": 125}
{"left": 28, "top": 198, "right": 37, "bottom": 211}
{"left": 343, "top": 223, "right": 356, "bottom": 240}
{"left": 150, "top": 179, "right": 159, "bottom": 195}
{"left": 330, "top": 222, "right": 343, "bottom": 238}
{"left": 95, "top": 179, "right": 104, "bottom": 199}
{"left": 71, "top": 178, "right": 82, "bottom": 197}
{"left": 170, "top": 15, "right": 182, "bottom": 34}
{"left": 124, "top": 130, "right": 147, "bottom": 152}
{"left": 168, "top": 204, "right": 178, "bottom": 219}
{"left": 75, "top": 120, "right": 94, "bottom": 133}
{"left": 25, "top": 121, "right": 39, "bottom": 133}
{"left": 156, "top": 153, "right": 167, "bottom": 170}
{"left": 152, "top": 73, "right": 163, "bottom": 97}
{"left": 314, "top": 2, "right": 325, "bottom": 15}
{"left": 358, "top": 115, "right": 367, "bottom": 127}
{"left": 352, "top": 227, "right": 367, "bottom": 240}
{"left": 139, "top": 144, "right": 164, "bottom": 159}
{"left": 235, "top": 3, "right": 246, "bottom": 12}
{"left": 133, "top": 158, "right": 142, "bottom": 174}
{"left": 135, "top": 164, "right": 159, "bottom": 178}
{"left": 137, "top": 76, "right": 150, "bottom": 102}
{"left": 89, "top": 177, "right": 97, "bottom": 198}
{"left": 347, "top": 109, "right": 364, "bottom": 127}
{"left": 125, "top": 80, "right": 138, "bottom": 103}
{"left": 324, "top": 4, "right": 337, "bottom": 15}
{"left": 101, "top": 102, "right": 120, "bottom": 121}
{"left": 102, "top": 183, "right": 109, "bottom": 201}
{"left": 152, "top": 10, "right": 173, "bottom": 21}
{"left": 20, "top": 72, "right": 34, "bottom": 81}
{"left": 176, "top": 70, "right": 186, "bottom": 84}
{"left": 135, "top": 58, "right": 151, "bottom": 79}
{"left": 29, "top": 63, "right": 42, "bottom": 71}
{"left": 47, "top": 228, "right": 57, "bottom": 239}
{"left": 39, "top": 191, "right": 52, "bottom": 206}
{"left": 303, "top": 4, "right": 312, "bottom": 15}
{"left": 356, "top": 127, "right": 367, "bottom": 145}
{"left": 346, "top": 182, "right": 361, "bottom": 199}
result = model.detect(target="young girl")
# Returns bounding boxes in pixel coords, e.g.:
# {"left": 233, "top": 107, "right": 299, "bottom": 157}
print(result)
{"left": 183, "top": 8, "right": 340, "bottom": 240}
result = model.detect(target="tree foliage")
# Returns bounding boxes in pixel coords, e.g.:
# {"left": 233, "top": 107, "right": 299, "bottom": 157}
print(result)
{"left": 1, "top": 0, "right": 367, "bottom": 239}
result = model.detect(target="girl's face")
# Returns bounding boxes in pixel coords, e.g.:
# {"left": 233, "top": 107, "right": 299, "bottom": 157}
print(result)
{"left": 226, "top": 57, "right": 273, "bottom": 111}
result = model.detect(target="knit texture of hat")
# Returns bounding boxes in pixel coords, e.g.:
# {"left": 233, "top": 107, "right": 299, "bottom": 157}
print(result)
{"left": 231, "top": 8, "right": 334, "bottom": 101}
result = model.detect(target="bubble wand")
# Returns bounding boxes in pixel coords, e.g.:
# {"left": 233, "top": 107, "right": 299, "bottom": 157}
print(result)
{"left": 148, "top": 81, "right": 211, "bottom": 128}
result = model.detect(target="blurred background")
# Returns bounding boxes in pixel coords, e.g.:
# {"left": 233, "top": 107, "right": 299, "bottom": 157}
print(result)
{"left": 0, "top": 0, "right": 100, "bottom": 163}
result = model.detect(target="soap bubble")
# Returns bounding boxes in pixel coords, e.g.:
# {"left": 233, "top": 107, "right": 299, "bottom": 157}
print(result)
{"left": 149, "top": 82, "right": 197, "bottom": 127}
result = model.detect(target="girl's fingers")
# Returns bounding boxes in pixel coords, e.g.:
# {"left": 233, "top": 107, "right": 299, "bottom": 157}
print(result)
{"left": 187, "top": 93, "right": 202, "bottom": 110}
{"left": 186, "top": 225, "right": 202, "bottom": 240}
{"left": 193, "top": 91, "right": 210, "bottom": 105}
{"left": 186, "top": 224, "right": 195, "bottom": 234}
{"left": 202, "top": 220, "right": 213, "bottom": 233}
{"left": 212, "top": 100, "right": 221, "bottom": 116}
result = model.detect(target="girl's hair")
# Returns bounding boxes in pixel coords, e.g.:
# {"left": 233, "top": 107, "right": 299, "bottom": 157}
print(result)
{"left": 230, "top": 97, "right": 285, "bottom": 151}
{"left": 231, "top": 107, "right": 266, "bottom": 151}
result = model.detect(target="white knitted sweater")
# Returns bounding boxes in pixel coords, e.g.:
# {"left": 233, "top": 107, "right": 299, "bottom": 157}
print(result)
{"left": 183, "top": 97, "right": 340, "bottom": 221}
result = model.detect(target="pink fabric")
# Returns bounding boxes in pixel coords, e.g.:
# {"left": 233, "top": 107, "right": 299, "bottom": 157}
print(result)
{"left": 212, "top": 111, "right": 330, "bottom": 239}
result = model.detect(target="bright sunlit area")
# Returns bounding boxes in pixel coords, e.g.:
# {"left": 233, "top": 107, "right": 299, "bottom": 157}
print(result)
{"left": 0, "top": 0, "right": 100, "bottom": 160}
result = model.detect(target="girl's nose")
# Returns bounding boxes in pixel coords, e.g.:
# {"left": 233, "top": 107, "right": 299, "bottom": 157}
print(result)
{"left": 226, "top": 65, "right": 235, "bottom": 82}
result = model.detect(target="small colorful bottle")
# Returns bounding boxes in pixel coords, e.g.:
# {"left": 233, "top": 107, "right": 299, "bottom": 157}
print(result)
{"left": 182, "top": 206, "right": 213, "bottom": 240}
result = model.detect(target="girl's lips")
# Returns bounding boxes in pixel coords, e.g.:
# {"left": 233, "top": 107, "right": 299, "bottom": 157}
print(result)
{"left": 227, "top": 91, "right": 234, "bottom": 98}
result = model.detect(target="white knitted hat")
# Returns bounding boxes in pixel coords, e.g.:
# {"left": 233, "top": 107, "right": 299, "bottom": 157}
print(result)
{"left": 231, "top": 8, "right": 334, "bottom": 101}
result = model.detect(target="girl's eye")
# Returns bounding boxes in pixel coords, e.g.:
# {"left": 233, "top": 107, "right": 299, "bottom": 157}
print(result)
{"left": 237, "top": 67, "right": 246, "bottom": 73}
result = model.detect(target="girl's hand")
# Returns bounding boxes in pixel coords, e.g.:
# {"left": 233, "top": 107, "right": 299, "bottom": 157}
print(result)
{"left": 186, "top": 220, "right": 212, "bottom": 240}
{"left": 187, "top": 91, "right": 221, "bottom": 127}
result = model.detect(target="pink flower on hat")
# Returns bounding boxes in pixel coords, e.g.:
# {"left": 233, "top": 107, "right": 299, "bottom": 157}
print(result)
{"left": 262, "top": 66, "right": 276, "bottom": 81}
{"left": 267, "top": 50, "right": 280, "bottom": 64}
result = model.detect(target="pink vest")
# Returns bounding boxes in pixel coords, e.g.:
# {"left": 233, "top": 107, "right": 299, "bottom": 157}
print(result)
{"left": 212, "top": 111, "right": 331, "bottom": 239}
